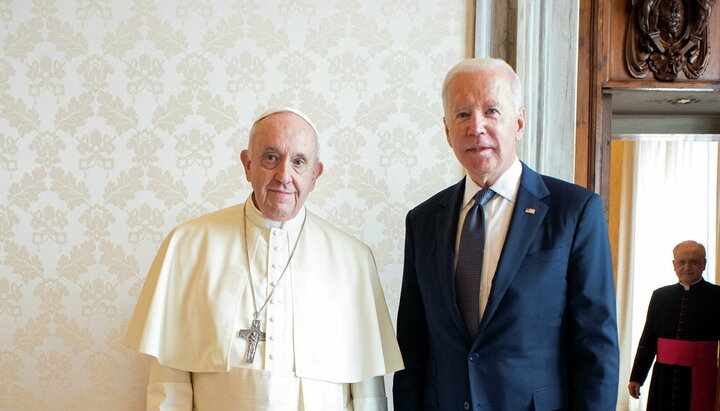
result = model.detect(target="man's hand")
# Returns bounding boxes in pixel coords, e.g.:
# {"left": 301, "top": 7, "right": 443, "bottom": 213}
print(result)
{"left": 628, "top": 381, "right": 641, "bottom": 399}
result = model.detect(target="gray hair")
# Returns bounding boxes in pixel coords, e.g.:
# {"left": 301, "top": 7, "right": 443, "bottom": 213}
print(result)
{"left": 673, "top": 240, "right": 706, "bottom": 257}
{"left": 441, "top": 58, "right": 524, "bottom": 114}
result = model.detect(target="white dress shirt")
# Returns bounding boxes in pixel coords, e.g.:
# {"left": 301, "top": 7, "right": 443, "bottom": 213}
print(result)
{"left": 454, "top": 157, "right": 522, "bottom": 319}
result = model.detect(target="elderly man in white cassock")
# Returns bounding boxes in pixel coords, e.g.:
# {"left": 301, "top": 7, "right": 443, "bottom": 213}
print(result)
{"left": 125, "top": 108, "right": 404, "bottom": 410}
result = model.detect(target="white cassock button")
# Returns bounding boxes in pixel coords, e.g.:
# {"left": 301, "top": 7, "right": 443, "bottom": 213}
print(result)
{"left": 273, "top": 246, "right": 279, "bottom": 251}
{"left": 269, "top": 299, "right": 275, "bottom": 304}
{"left": 271, "top": 263, "right": 279, "bottom": 269}
{"left": 269, "top": 317, "right": 275, "bottom": 322}
{"left": 269, "top": 354, "right": 275, "bottom": 360}
{"left": 270, "top": 281, "right": 277, "bottom": 287}
{"left": 269, "top": 336, "right": 276, "bottom": 341}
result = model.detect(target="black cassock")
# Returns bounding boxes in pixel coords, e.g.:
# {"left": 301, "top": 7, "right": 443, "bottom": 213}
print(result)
{"left": 630, "top": 279, "right": 720, "bottom": 411}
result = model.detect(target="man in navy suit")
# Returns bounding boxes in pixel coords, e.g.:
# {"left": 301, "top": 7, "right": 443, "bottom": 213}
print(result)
{"left": 393, "top": 58, "right": 619, "bottom": 410}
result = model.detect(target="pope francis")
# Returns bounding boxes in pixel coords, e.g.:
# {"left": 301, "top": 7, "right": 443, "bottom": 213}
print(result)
{"left": 125, "top": 108, "right": 404, "bottom": 410}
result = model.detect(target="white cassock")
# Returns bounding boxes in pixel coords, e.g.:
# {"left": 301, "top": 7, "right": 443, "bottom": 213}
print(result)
{"left": 124, "top": 197, "right": 404, "bottom": 410}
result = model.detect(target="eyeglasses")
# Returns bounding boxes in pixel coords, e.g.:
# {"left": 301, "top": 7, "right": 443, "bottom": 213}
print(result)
{"left": 673, "top": 259, "right": 704, "bottom": 267}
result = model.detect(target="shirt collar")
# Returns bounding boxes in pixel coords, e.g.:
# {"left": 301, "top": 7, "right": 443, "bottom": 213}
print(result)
{"left": 679, "top": 277, "right": 704, "bottom": 291}
{"left": 244, "top": 194, "right": 306, "bottom": 230}
{"left": 462, "top": 157, "right": 523, "bottom": 208}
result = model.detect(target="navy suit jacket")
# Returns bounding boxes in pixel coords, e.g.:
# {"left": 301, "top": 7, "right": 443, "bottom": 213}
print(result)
{"left": 393, "top": 163, "right": 619, "bottom": 411}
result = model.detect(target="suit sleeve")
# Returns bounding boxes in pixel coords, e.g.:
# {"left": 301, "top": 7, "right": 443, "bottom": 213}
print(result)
{"left": 566, "top": 193, "right": 620, "bottom": 410}
{"left": 392, "top": 212, "right": 429, "bottom": 410}
{"left": 629, "top": 294, "right": 658, "bottom": 385}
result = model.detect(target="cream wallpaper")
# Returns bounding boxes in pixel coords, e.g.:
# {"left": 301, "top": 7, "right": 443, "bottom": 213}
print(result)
{"left": 0, "top": 0, "right": 467, "bottom": 409}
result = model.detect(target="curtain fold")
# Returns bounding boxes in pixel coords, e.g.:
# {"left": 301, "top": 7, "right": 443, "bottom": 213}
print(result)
{"left": 615, "top": 140, "right": 639, "bottom": 411}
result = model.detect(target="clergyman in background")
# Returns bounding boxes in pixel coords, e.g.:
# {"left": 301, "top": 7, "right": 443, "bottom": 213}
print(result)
{"left": 629, "top": 240, "right": 720, "bottom": 411}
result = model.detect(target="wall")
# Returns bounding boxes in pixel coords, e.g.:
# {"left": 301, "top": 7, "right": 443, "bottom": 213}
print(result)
{"left": 0, "top": 1, "right": 468, "bottom": 409}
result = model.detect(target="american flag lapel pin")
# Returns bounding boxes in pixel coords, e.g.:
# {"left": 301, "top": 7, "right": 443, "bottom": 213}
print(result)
{"left": 524, "top": 208, "right": 536, "bottom": 214}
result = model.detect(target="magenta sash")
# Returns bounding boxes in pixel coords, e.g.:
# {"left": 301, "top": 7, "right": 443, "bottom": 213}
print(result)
{"left": 657, "top": 338, "right": 718, "bottom": 411}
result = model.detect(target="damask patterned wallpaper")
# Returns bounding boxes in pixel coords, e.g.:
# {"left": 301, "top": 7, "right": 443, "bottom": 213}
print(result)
{"left": 0, "top": 0, "right": 467, "bottom": 409}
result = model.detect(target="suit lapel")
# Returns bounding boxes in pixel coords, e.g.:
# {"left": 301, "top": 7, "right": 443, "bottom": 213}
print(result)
{"left": 434, "top": 179, "right": 472, "bottom": 339}
{"left": 477, "top": 164, "right": 549, "bottom": 336}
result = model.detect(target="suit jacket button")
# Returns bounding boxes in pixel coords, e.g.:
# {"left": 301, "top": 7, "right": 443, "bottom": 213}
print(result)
{"left": 463, "top": 401, "right": 470, "bottom": 410}
{"left": 469, "top": 352, "right": 479, "bottom": 361}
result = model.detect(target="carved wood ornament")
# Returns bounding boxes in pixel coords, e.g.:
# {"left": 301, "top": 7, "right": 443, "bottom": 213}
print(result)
{"left": 625, "top": 0, "right": 716, "bottom": 81}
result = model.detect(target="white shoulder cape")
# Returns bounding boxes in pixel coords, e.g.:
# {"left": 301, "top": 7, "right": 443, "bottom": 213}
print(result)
{"left": 124, "top": 204, "right": 403, "bottom": 383}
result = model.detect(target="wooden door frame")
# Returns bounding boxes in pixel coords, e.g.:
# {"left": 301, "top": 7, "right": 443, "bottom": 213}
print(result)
{"left": 575, "top": 0, "right": 612, "bottom": 207}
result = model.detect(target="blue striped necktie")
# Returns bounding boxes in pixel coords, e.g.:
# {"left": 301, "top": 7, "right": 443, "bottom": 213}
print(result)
{"left": 456, "top": 188, "right": 495, "bottom": 337}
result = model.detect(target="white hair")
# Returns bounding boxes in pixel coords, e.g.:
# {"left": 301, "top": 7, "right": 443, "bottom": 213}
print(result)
{"left": 441, "top": 58, "right": 524, "bottom": 114}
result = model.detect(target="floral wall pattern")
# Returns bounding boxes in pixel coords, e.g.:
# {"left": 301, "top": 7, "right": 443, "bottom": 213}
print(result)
{"left": 0, "top": 0, "right": 467, "bottom": 409}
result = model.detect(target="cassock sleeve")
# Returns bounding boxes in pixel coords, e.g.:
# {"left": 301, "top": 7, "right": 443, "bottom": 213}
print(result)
{"left": 351, "top": 376, "right": 387, "bottom": 411}
{"left": 147, "top": 358, "right": 193, "bottom": 411}
{"left": 629, "top": 293, "right": 658, "bottom": 385}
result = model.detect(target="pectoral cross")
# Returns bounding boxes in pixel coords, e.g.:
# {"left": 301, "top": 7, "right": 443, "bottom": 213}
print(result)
{"left": 237, "top": 319, "right": 266, "bottom": 363}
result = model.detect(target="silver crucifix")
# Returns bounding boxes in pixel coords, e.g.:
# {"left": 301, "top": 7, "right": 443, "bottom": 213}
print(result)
{"left": 237, "top": 319, "right": 266, "bottom": 363}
